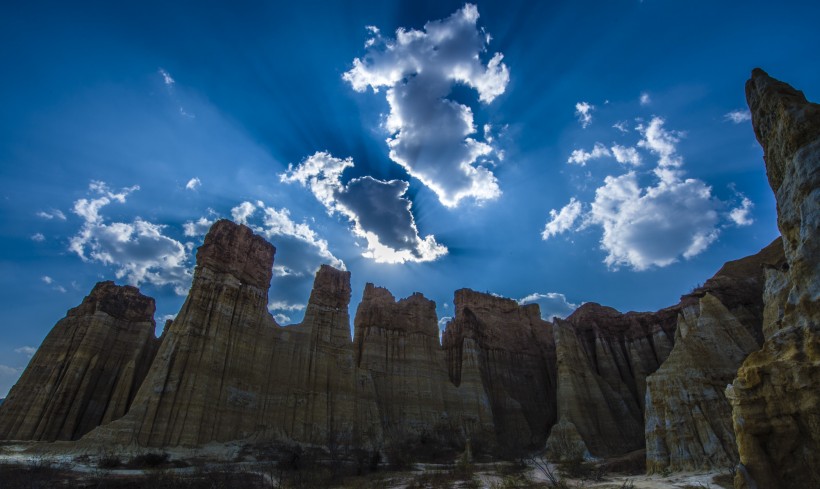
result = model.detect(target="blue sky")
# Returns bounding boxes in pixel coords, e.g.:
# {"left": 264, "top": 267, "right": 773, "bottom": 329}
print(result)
{"left": 1, "top": 0, "right": 818, "bottom": 396}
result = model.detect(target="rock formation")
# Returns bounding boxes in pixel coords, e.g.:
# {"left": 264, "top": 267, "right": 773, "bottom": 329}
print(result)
{"left": 86, "top": 220, "right": 376, "bottom": 447}
{"left": 644, "top": 239, "right": 783, "bottom": 472}
{"left": 0, "top": 281, "right": 159, "bottom": 441}
{"left": 442, "top": 290, "right": 556, "bottom": 452}
{"left": 353, "top": 284, "right": 493, "bottom": 451}
{"left": 547, "top": 302, "right": 680, "bottom": 458}
{"left": 726, "top": 69, "right": 820, "bottom": 489}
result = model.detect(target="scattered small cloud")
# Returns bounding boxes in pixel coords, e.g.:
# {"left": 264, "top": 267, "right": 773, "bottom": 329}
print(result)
{"left": 343, "top": 3, "right": 507, "bottom": 208}
{"left": 567, "top": 143, "right": 611, "bottom": 166}
{"left": 68, "top": 181, "right": 192, "bottom": 295}
{"left": 575, "top": 101, "right": 594, "bottom": 128}
{"left": 158, "top": 68, "right": 175, "bottom": 86}
{"left": 519, "top": 292, "right": 579, "bottom": 321}
{"left": 14, "top": 346, "right": 36, "bottom": 358}
{"left": 724, "top": 109, "right": 751, "bottom": 124}
{"left": 41, "top": 276, "right": 53, "bottom": 285}
{"left": 728, "top": 196, "right": 754, "bottom": 226}
{"left": 268, "top": 301, "right": 306, "bottom": 312}
{"left": 640, "top": 92, "right": 651, "bottom": 106}
{"left": 185, "top": 177, "right": 201, "bottom": 191}
{"left": 31, "top": 233, "right": 45, "bottom": 242}
{"left": 613, "top": 121, "right": 630, "bottom": 133}
{"left": 542, "top": 198, "right": 583, "bottom": 240}
{"left": 282, "top": 152, "right": 447, "bottom": 264}
{"left": 183, "top": 216, "right": 214, "bottom": 237}
{"left": 231, "top": 201, "right": 256, "bottom": 225}
{"left": 36, "top": 209, "right": 66, "bottom": 220}
{"left": 611, "top": 145, "right": 642, "bottom": 166}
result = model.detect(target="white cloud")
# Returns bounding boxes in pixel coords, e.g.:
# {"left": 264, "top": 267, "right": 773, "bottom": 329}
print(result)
{"left": 159, "top": 68, "right": 175, "bottom": 86}
{"left": 282, "top": 152, "right": 447, "bottom": 264}
{"left": 183, "top": 216, "right": 214, "bottom": 237}
{"left": 542, "top": 198, "right": 583, "bottom": 240}
{"left": 588, "top": 171, "right": 720, "bottom": 270}
{"left": 567, "top": 143, "right": 611, "bottom": 166}
{"left": 724, "top": 109, "right": 751, "bottom": 124}
{"left": 231, "top": 201, "right": 257, "bottom": 225}
{"left": 611, "top": 144, "right": 642, "bottom": 166}
{"left": 14, "top": 346, "right": 36, "bottom": 358}
{"left": 185, "top": 177, "right": 201, "bottom": 190}
{"left": 637, "top": 117, "right": 683, "bottom": 173}
{"left": 575, "top": 101, "right": 594, "bottom": 128}
{"left": 519, "top": 292, "right": 579, "bottom": 321}
{"left": 343, "top": 4, "right": 507, "bottom": 208}
{"left": 36, "top": 209, "right": 66, "bottom": 220}
{"left": 41, "top": 276, "right": 53, "bottom": 285}
{"left": 68, "top": 181, "right": 192, "bottom": 295}
{"left": 268, "top": 301, "right": 306, "bottom": 312}
{"left": 613, "top": 121, "right": 630, "bottom": 133}
{"left": 728, "top": 196, "right": 754, "bottom": 226}
{"left": 547, "top": 116, "right": 742, "bottom": 271}
{"left": 640, "top": 92, "right": 651, "bottom": 105}
{"left": 31, "top": 233, "right": 45, "bottom": 242}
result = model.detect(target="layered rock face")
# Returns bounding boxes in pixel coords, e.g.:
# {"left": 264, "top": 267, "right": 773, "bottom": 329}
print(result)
{"left": 0, "top": 282, "right": 159, "bottom": 441}
{"left": 354, "top": 285, "right": 493, "bottom": 449}
{"left": 726, "top": 69, "right": 820, "bottom": 489}
{"left": 442, "top": 290, "right": 556, "bottom": 451}
{"left": 645, "top": 240, "right": 783, "bottom": 472}
{"left": 548, "top": 302, "right": 680, "bottom": 457}
{"left": 89, "top": 220, "right": 377, "bottom": 447}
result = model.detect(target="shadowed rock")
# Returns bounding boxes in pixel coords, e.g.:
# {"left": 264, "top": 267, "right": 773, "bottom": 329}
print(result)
{"left": 727, "top": 69, "right": 820, "bottom": 489}
{"left": 0, "top": 281, "right": 160, "bottom": 441}
{"left": 645, "top": 239, "right": 783, "bottom": 473}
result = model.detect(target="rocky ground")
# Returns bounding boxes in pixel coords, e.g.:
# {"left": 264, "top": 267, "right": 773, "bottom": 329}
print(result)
{"left": 0, "top": 441, "right": 733, "bottom": 489}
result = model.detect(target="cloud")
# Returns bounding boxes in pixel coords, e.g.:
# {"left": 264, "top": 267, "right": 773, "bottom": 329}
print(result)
{"left": 567, "top": 143, "right": 611, "bottom": 166}
{"left": 231, "top": 201, "right": 256, "bottom": 225}
{"left": 68, "top": 181, "right": 192, "bottom": 295}
{"left": 613, "top": 121, "right": 630, "bottom": 133}
{"left": 183, "top": 217, "right": 214, "bottom": 237}
{"left": 588, "top": 171, "right": 720, "bottom": 270}
{"left": 185, "top": 177, "right": 201, "bottom": 190}
{"left": 728, "top": 196, "right": 754, "bottom": 226}
{"left": 41, "top": 276, "right": 53, "bottom": 285}
{"left": 640, "top": 92, "right": 651, "bottom": 106}
{"left": 14, "top": 346, "right": 36, "bottom": 358}
{"left": 343, "top": 3, "right": 508, "bottom": 207}
{"left": 611, "top": 144, "right": 642, "bottom": 166}
{"left": 542, "top": 198, "right": 583, "bottom": 240}
{"left": 282, "top": 152, "right": 447, "bottom": 264}
{"left": 637, "top": 117, "right": 683, "bottom": 174}
{"left": 36, "top": 209, "right": 66, "bottom": 220}
{"left": 546, "top": 117, "right": 742, "bottom": 271}
{"left": 575, "top": 101, "right": 594, "bottom": 128}
{"left": 159, "top": 68, "right": 175, "bottom": 86}
{"left": 724, "top": 109, "right": 751, "bottom": 124}
{"left": 519, "top": 292, "right": 579, "bottom": 321}
{"left": 31, "top": 233, "right": 45, "bottom": 242}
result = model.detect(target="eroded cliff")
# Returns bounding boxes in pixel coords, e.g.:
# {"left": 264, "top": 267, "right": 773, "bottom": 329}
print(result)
{"left": 442, "top": 290, "right": 556, "bottom": 451}
{"left": 547, "top": 301, "right": 679, "bottom": 458}
{"left": 726, "top": 69, "right": 820, "bottom": 489}
{"left": 0, "top": 282, "right": 159, "bottom": 441}
{"left": 645, "top": 239, "right": 783, "bottom": 472}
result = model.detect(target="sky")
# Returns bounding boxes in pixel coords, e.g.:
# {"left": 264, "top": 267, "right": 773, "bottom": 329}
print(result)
{"left": 1, "top": 0, "right": 819, "bottom": 396}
